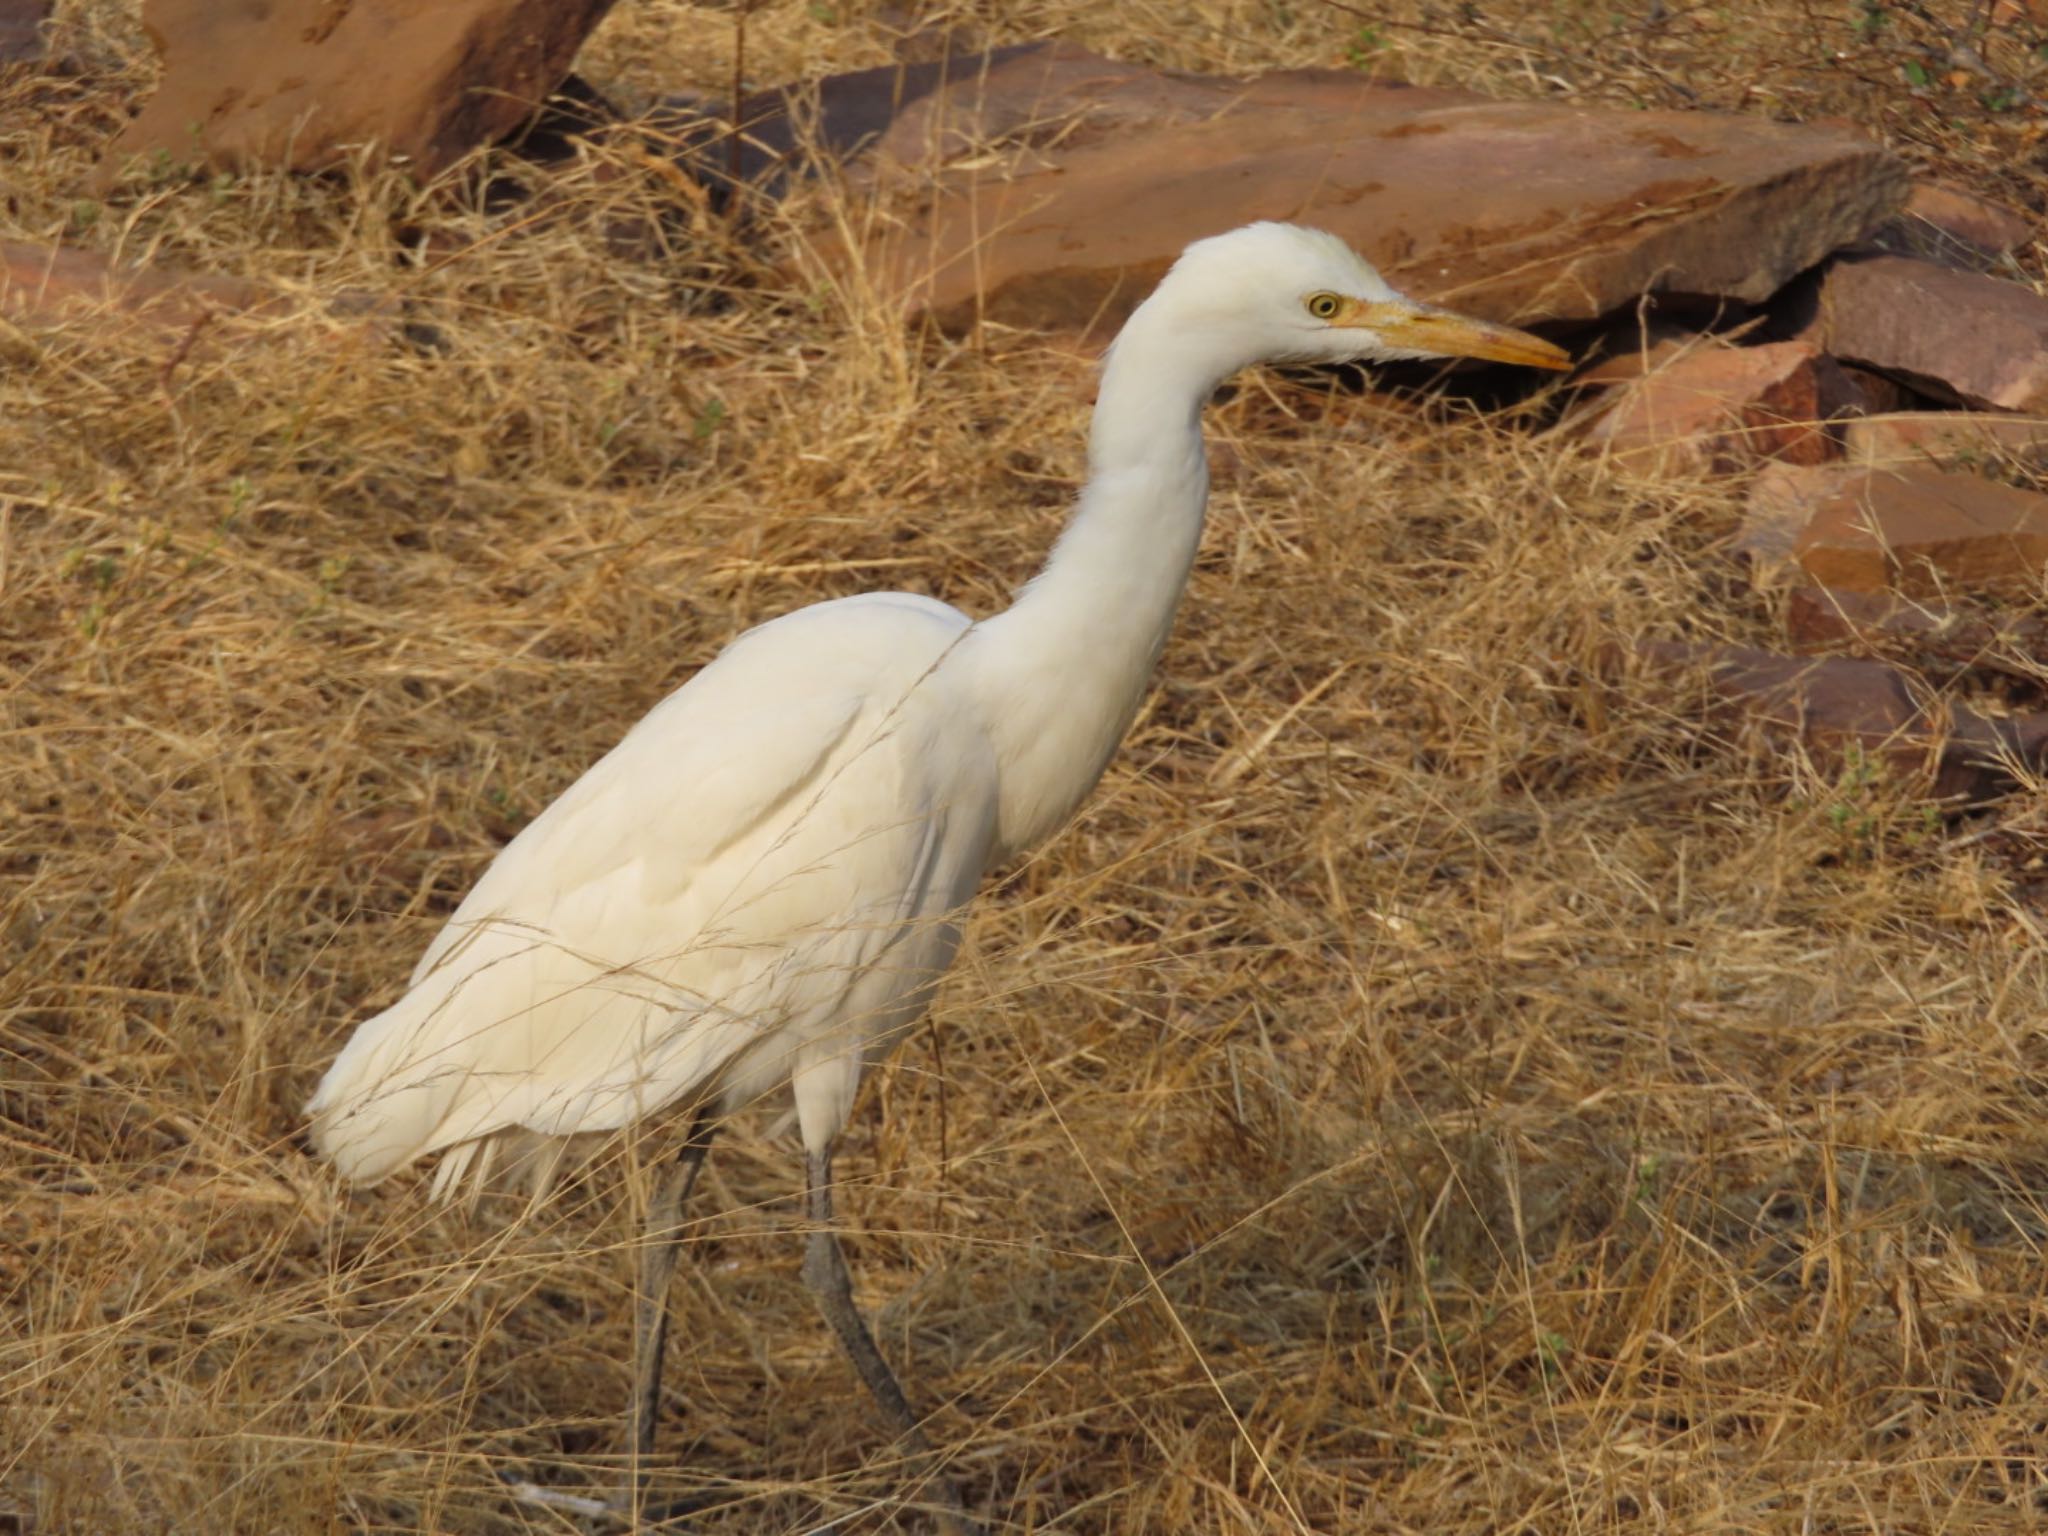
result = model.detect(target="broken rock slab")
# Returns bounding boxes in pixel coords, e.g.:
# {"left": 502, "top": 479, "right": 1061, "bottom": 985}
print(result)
{"left": 1643, "top": 640, "right": 2048, "bottom": 805}
{"left": 101, "top": 0, "right": 617, "bottom": 181}
{"left": 1815, "top": 252, "right": 2048, "bottom": 413}
{"left": 1737, "top": 460, "right": 2048, "bottom": 596}
{"left": 1797, "top": 464, "right": 2048, "bottom": 597}
{"left": 2, "top": 239, "right": 272, "bottom": 328}
{"left": 1785, "top": 584, "right": 2048, "bottom": 677}
{"left": 0, "top": 240, "right": 398, "bottom": 355}
{"left": 1843, "top": 411, "right": 2048, "bottom": 469}
{"left": 1581, "top": 339, "right": 1860, "bottom": 474}
{"left": 1736, "top": 460, "right": 1859, "bottom": 577}
{"left": 1874, "top": 182, "right": 2035, "bottom": 272}
{"left": 1901, "top": 181, "right": 2034, "bottom": 258}
{"left": 652, "top": 43, "right": 1046, "bottom": 207}
{"left": 1786, "top": 584, "right": 1955, "bottom": 651}
{"left": 823, "top": 43, "right": 1904, "bottom": 337}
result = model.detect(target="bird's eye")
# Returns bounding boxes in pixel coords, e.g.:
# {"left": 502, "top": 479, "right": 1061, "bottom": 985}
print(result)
{"left": 1305, "top": 292, "right": 1343, "bottom": 320}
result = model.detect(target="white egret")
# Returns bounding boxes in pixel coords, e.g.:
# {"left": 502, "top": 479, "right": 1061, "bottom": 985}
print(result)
{"left": 307, "top": 221, "right": 1569, "bottom": 1531}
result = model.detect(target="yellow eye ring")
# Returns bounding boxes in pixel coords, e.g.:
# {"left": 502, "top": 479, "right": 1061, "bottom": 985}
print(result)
{"left": 1305, "top": 292, "right": 1343, "bottom": 320}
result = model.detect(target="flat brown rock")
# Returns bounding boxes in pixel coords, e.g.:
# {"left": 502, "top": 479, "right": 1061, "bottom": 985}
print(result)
{"left": 1843, "top": 411, "right": 2048, "bottom": 468}
{"left": 1761, "top": 461, "right": 2048, "bottom": 595}
{"left": 1784, "top": 585, "right": 2048, "bottom": 679}
{"left": 1644, "top": 640, "right": 2048, "bottom": 804}
{"left": 1903, "top": 181, "right": 2033, "bottom": 256}
{"left": 2, "top": 239, "right": 271, "bottom": 328}
{"left": 1817, "top": 252, "right": 2048, "bottom": 413}
{"left": 844, "top": 43, "right": 1904, "bottom": 335}
{"left": 1, "top": 240, "right": 397, "bottom": 357}
{"left": 101, "top": 0, "right": 616, "bottom": 181}
{"left": 1583, "top": 340, "right": 1858, "bottom": 474}
{"left": 1785, "top": 584, "right": 1953, "bottom": 650}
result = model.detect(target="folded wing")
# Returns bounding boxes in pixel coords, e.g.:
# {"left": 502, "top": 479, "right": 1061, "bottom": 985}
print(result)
{"left": 307, "top": 594, "right": 989, "bottom": 1190}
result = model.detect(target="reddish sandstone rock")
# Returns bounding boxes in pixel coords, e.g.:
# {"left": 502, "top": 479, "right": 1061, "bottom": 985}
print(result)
{"left": 1736, "top": 460, "right": 2048, "bottom": 598}
{"left": 1736, "top": 461, "right": 1862, "bottom": 576}
{"left": 1797, "top": 466, "right": 2048, "bottom": 596}
{"left": 1569, "top": 327, "right": 1696, "bottom": 387}
{"left": 1902, "top": 181, "right": 2033, "bottom": 257}
{"left": 1784, "top": 585, "right": 2048, "bottom": 680}
{"left": 2, "top": 239, "right": 272, "bottom": 328}
{"left": 1785, "top": 585, "right": 1953, "bottom": 650}
{"left": 101, "top": 0, "right": 616, "bottom": 180}
{"left": 1843, "top": 410, "right": 2048, "bottom": 468}
{"left": 1583, "top": 340, "right": 1860, "bottom": 474}
{"left": 1817, "top": 253, "right": 2048, "bottom": 413}
{"left": 652, "top": 43, "right": 1049, "bottom": 206}
{"left": 820, "top": 43, "right": 1905, "bottom": 336}
{"left": 1, "top": 240, "right": 397, "bottom": 356}
{"left": 1749, "top": 462, "right": 2048, "bottom": 595}
{"left": 1874, "top": 183, "right": 2035, "bottom": 272}
{"left": 1644, "top": 640, "right": 2048, "bottom": 804}
{"left": 1836, "top": 363, "right": 1919, "bottom": 415}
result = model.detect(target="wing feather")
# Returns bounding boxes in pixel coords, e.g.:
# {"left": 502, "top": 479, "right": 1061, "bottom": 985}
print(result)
{"left": 308, "top": 594, "right": 986, "bottom": 1188}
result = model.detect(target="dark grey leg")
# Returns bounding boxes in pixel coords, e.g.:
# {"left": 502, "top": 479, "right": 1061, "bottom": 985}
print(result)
{"left": 800, "top": 1147, "right": 981, "bottom": 1536}
{"left": 630, "top": 1108, "right": 718, "bottom": 1520}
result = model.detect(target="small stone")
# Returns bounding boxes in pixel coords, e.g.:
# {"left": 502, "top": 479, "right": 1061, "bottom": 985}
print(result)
{"left": 100, "top": 0, "right": 617, "bottom": 181}
{"left": 1817, "top": 252, "right": 2048, "bottom": 413}
{"left": 1583, "top": 340, "right": 1859, "bottom": 474}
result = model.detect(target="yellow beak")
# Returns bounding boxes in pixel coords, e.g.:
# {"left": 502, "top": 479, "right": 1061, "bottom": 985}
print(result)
{"left": 1343, "top": 298, "right": 1572, "bottom": 371}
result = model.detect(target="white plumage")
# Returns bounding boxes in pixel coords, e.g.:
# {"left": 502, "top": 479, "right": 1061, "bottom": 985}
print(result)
{"left": 310, "top": 591, "right": 988, "bottom": 1194}
{"left": 305, "top": 221, "right": 1568, "bottom": 1528}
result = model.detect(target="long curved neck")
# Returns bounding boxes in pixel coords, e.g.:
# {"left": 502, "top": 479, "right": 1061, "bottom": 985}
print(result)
{"left": 972, "top": 305, "right": 1233, "bottom": 858}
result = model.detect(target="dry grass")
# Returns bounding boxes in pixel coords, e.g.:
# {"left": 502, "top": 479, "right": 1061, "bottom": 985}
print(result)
{"left": 8, "top": 2, "right": 2048, "bottom": 1532}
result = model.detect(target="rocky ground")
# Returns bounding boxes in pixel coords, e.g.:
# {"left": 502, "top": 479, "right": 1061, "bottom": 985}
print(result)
{"left": 9, "top": 3, "right": 2048, "bottom": 1533}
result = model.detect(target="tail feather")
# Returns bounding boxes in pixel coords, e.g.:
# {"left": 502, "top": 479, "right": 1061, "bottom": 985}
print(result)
{"left": 308, "top": 913, "right": 755, "bottom": 1197}
{"left": 306, "top": 989, "right": 470, "bottom": 1186}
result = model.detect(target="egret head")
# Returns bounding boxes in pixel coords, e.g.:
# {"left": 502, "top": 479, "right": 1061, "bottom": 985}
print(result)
{"left": 1141, "top": 221, "right": 1571, "bottom": 379}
